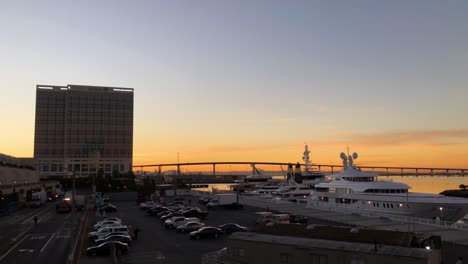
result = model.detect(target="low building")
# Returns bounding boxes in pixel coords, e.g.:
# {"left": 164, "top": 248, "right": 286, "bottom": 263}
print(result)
{"left": 0, "top": 153, "right": 58, "bottom": 196}
{"left": 215, "top": 225, "right": 441, "bottom": 264}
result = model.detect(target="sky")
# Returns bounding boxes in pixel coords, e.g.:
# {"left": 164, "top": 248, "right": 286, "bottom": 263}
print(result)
{"left": 0, "top": 0, "right": 467, "bottom": 169}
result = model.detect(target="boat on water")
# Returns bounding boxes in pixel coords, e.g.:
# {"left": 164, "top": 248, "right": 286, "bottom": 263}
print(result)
{"left": 308, "top": 152, "right": 468, "bottom": 222}
{"left": 231, "top": 166, "right": 275, "bottom": 192}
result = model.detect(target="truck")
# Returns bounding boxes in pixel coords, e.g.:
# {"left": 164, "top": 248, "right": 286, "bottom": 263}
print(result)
{"left": 30, "top": 191, "right": 47, "bottom": 208}
{"left": 206, "top": 193, "right": 242, "bottom": 209}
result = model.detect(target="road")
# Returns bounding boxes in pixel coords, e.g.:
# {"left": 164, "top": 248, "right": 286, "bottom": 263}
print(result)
{"left": 0, "top": 199, "right": 84, "bottom": 264}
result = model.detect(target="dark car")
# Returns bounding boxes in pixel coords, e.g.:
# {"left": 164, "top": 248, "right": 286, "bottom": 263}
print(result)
{"left": 155, "top": 208, "right": 172, "bottom": 217}
{"left": 289, "top": 214, "right": 308, "bottom": 224}
{"left": 189, "top": 227, "right": 223, "bottom": 239}
{"left": 161, "top": 212, "right": 183, "bottom": 222}
{"left": 100, "top": 204, "right": 117, "bottom": 213}
{"left": 56, "top": 204, "right": 72, "bottom": 214}
{"left": 182, "top": 208, "right": 208, "bottom": 219}
{"left": 147, "top": 206, "right": 164, "bottom": 216}
{"left": 94, "top": 234, "right": 132, "bottom": 245}
{"left": 86, "top": 241, "right": 128, "bottom": 256}
{"left": 198, "top": 197, "right": 211, "bottom": 205}
{"left": 168, "top": 202, "right": 184, "bottom": 206}
{"left": 219, "top": 223, "right": 248, "bottom": 234}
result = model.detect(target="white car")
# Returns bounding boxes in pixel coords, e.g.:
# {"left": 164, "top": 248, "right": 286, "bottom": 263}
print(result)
{"left": 97, "top": 217, "right": 122, "bottom": 223}
{"left": 139, "top": 201, "right": 158, "bottom": 209}
{"left": 88, "top": 225, "right": 129, "bottom": 241}
{"left": 94, "top": 220, "right": 122, "bottom": 230}
{"left": 165, "top": 217, "right": 199, "bottom": 229}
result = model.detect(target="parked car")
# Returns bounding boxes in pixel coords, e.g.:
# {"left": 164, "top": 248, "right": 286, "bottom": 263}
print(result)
{"left": 86, "top": 241, "right": 128, "bottom": 256}
{"left": 99, "top": 204, "right": 117, "bottom": 213}
{"left": 176, "top": 222, "right": 205, "bottom": 233}
{"left": 165, "top": 217, "right": 199, "bottom": 229}
{"left": 168, "top": 202, "right": 184, "bottom": 206}
{"left": 182, "top": 208, "right": 208, "bottom": 219}
{"left": 219, "top": 223, "right": 248, "bottom": 234}
{"left": 154, "top": 208, "right": 172, "bottom": 217}
{"left": 97, "top": 217, "right": 122, "bottom": 223}
{"left": 168, "top": 204, "right": 185, "bottom": 211}
{"left": 161, "top": 212, "right": 183, "bottom": 222}
{"left": 94, "top": 220, "right": 122, "bottom": 230}
{"left": 139, "top": 201, "right": 158, "bottom": 210}
{"left": 88, "top": 226, "right": 129, "bottom": 241}
{"left": 198, "top": 197, "right": 211, "bottom": 205}
{"left": 189, "top": 227, "right": 223, "bottom": 239}
{"left": 94, "top": 234, "right": 132, "bottom": 245}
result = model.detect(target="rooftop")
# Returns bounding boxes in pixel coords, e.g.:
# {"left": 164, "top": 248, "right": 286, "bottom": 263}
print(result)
{"left": 230, "top": 232, "right": 434, "bottom": 258}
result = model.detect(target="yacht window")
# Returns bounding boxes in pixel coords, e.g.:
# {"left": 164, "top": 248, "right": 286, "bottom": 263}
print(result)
{"left": 377, "top": 203, "right": 380, "bottom": 207}
{"left": 391, "top": 204, "right": 394, "bottom": 208}
{"left": 383, "top": 203, "right": 386, "bottom": 208}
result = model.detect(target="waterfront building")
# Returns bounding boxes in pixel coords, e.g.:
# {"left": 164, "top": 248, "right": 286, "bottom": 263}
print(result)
{"left": 34, "top": 84, "right": 134, "bottom": 178}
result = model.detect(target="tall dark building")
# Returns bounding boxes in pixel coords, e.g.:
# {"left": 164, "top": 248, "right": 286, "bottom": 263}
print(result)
{"left": 34, "top": 84, "right": 134, "bottom": 178}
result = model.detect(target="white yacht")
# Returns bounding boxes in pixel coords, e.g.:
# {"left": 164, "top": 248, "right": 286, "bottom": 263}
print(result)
{"left": 275, "top": 184, "right": 314, "bottom": 201}
{"left": 308, "top": 152, "right": 468, "bottom": 222}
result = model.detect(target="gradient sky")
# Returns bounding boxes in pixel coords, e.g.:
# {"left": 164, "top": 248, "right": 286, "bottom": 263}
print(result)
{"left": 1, "top": 1, "right": 468, "bottom": 168}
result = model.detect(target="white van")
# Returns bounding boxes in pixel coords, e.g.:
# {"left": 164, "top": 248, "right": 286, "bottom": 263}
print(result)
{"left": 88, "top": 225, "right": 129, "bottom": 241}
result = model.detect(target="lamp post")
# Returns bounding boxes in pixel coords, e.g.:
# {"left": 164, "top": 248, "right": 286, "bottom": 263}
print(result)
{"left": 439, "top": 207, "right": 443, "bottom": 220}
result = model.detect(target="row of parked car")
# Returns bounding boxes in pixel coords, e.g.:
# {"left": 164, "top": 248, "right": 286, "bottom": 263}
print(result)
{"left": 140, "top": 200, "right": 248, "bottom": 240}
{"left": 86, "top": 217, "right": 131, "bottom": 257}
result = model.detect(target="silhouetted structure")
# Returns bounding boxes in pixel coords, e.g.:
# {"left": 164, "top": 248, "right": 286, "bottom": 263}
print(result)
{"left": 34, "top": 85, "right": 134, "bottom": 178}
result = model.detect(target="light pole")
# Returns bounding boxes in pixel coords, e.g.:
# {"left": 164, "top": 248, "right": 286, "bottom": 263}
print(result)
{"left": 439, "top": 207, "right": 443, "bottom": 220}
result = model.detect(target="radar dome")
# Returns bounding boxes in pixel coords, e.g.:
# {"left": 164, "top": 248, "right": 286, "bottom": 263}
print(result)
{"left": 352, "top": 152, "right": 358, "bottom": 159}
{"left": 340, "top": 152, "right": 346, "bottom": 159}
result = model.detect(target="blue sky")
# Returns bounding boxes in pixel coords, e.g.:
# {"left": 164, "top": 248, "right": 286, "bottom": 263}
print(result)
{"left": 1, "top": 1, "right": 467, "bottom": 166}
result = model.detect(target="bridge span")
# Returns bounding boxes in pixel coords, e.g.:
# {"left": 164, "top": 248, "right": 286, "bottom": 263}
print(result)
{"left": 133, "top": 162, "right": 467, "bottom": 177}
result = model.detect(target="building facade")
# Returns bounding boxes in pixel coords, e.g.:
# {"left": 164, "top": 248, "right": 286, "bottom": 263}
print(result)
{"left": 34, "top": 84, "right": 134, "bottom": 178}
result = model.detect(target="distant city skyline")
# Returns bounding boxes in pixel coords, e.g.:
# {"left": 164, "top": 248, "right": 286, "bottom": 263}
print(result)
{"left": 1, "top": 1, "right": 468, "bottom": 168}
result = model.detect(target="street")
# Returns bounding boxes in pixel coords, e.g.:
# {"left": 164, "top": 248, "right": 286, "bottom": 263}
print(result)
{"left": 0, "top": 200, "right": 83, "bottom": 264}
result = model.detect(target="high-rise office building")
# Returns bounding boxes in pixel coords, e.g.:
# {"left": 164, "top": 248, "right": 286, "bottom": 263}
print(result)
{"left": 34, "top": 84, "right": 134, "bottom": 178}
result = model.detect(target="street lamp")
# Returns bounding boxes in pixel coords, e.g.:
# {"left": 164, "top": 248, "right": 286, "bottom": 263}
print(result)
{"left": 439, "top": 207, "right": 443, "bottom": 220}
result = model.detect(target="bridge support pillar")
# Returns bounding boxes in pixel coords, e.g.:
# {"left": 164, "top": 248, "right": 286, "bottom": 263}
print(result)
{"left": 213, "top": 164, "right": 216, "bottom": 177}
{"left": 177, "top": 164, "right": 180, "bottom": 177}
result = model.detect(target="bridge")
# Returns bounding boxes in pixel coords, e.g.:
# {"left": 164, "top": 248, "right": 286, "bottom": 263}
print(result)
{"left": 133, "top": 162, "right": 467, "bottom": 177}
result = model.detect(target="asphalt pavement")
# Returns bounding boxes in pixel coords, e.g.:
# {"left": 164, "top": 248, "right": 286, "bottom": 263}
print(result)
{"left": 0, "top": 200, "right": 83, "bottom": 264}
{"left": 80, "top": 196, "right": 261, "bottom": 264}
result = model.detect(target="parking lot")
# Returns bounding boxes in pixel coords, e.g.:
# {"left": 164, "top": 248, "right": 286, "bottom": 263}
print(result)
{"left": 80, "top": 196, "right": 260, "bottom": 264}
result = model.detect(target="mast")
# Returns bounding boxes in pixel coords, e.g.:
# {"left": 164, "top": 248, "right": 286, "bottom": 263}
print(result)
{"left": 302, "top": 144, "right": 311, "bottom": 173}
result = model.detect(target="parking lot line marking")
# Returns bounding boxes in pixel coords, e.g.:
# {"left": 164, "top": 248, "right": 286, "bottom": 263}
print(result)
{"left": 40, "top": 233, "right": 55, "bottom": 253}
{"left": 0, "top": 234, "right": 30, "bottom": 261}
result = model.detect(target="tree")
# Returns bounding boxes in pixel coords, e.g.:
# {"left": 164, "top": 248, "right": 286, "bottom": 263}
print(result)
{"left": 460, "top": 184, "right": 467, "bottom": 191}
